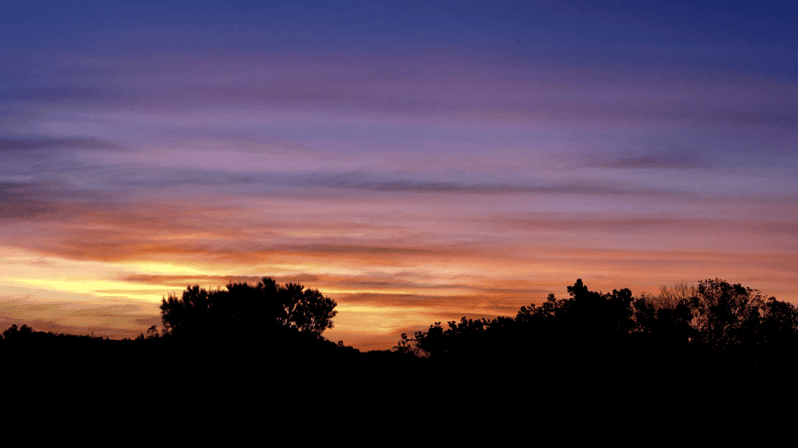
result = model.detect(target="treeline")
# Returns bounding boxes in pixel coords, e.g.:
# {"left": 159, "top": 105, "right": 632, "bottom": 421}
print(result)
{"left": 0, "top": 323, "right": 113, "bottom": 346}
{"left": 0, "top": 278, "right": 362, "bottom": 381}
{"left": 3, "top": 277, "right": 798, "bottom": 372}
{"left": 393, "top": 278, "right": 798, "bottom": 369}
{"left": 7, "top": 276, "right": 794, "bottom": 411}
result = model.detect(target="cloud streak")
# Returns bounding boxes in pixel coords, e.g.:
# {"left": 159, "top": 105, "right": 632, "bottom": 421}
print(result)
{"left": 0, "top": 288, "right": 161, "bottom": 339}
{"left": 0, "top": 136, "right": 123, "bottom": 152}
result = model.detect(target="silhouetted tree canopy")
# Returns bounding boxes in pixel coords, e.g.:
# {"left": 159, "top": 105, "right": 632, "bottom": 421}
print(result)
{"left": 159, "top": 277, "right": 338, "bottom": 340}
{"left": 2, "top": 324, "right": 33, "bottom": 340}
{"left": 4, "top": 275, "right": 797, "bottom": 381}
{"left": 395, "top": 278, "right": 798, "bottom": 367}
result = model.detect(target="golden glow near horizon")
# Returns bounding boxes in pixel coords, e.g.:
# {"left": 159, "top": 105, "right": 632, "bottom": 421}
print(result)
{"left": 3, "top": 225, "right": 796, "bottom": 350}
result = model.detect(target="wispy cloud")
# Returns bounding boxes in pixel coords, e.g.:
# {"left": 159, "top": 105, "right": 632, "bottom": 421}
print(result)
{"left": 0, "top": 87, "right": 118, "bottom": 104}
{"left": 484, "top": 213, "right": 798, "bottom": 235}
{"left": 0, "top": 290, "right": 161, "bottom": 339}
{"left": 587, "top": 149, "right": 711, "bottom": 169}
{"left": 0, "top": 136, "right": 123, "bottom": 152}
{"left": 0, "top": 182, "right": 67, "bottom": 219}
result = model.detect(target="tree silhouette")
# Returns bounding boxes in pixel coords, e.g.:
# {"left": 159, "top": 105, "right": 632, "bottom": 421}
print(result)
{"left": 2, "top": 324, "right": 33, "bottom": 341}
{"left": 394, "top": 277, "right": 798, "bottom": 371}
{"left": 159, "top": 277, "right": 337, "bottom": 340}
{"left": 689, "top": 278, "right": 765, "bottom": 352}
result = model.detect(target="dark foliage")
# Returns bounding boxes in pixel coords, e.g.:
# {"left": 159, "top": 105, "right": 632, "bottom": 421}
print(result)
{"left": 4, "top": 275, "right": 798, "bottom": 402}
{"left": 394, "top": 278, "right": 798, "bottom": 368}
{"left": 159, "top": 277, "right": 338, "bottom": 341}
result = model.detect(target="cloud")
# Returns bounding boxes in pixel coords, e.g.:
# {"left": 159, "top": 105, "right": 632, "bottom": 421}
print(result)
{"left": 588, "top": 151, "right": 710, "bottom": 169}
{"left": 484, "top": 213, "right": 798, "bottom": 235}
{"left": 0, "top": 182, "right": 66, "bottom": 219}
{"left": 0, "top": 293, "right": 160, "bottom": 339}
{"left": 42, "top": 166, "right": 666, "bottom": 197}
{"left": 120, "top": 272, "right": 473, "bottom": 295}
{"left": 291, "top": 171, "right": 687, "bottom": 197}
{"left": 0, "top": 136, "right": 123, "bottom": 152}
{"left": 275, "top": 244, "right": 431, "bottom": 256}
{"left": 121, "top": 274, "right": 270, "bottom": 289}
{"left": 21, "top": 224, "right": 461, "bottom": 265}
{"left": 0, "top": 87, "right": 118, "bottom": 104}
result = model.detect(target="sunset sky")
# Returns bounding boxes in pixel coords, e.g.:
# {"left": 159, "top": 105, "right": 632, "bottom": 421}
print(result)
{"left": 2, "top": 1, "right": 796, "bottom": 350}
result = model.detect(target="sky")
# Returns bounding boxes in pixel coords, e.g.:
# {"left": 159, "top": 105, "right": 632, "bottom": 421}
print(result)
{"left": 1, "top": 0, "right": 797, "bottom": 350}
